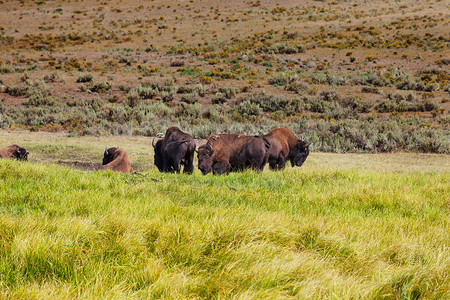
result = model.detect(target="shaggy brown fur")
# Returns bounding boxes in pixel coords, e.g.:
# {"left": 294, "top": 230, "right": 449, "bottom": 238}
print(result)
{"left": 197, "top": 134, "right": 270, "bottom": 175}
{"left": 264, "top": 128, "right": 310, "bottom": 170}
{"left": 100, "top": 147, "right": 131, "bottom": 173}
{"left": 0, "top": 145, "right": 29, "bottom": 161}
{"left": 155, "top": 126, "right": 196, "bottom": 174}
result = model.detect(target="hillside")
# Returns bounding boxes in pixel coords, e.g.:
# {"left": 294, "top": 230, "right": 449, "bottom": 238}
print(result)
{"left": 0, "top": 0, "right": 448, "bottom": 152}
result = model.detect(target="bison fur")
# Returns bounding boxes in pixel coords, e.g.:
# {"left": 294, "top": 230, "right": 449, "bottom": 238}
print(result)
{"left": 153, "top": 127, "right": 196, "bottom": 174}
{"left": 197, "top": 134, "right": 271, "bottom": 175}
{"left": 100, "top": 147, "right": 131, "bottom": 173}
{"left": 0, "top": 145, "right": 29, "bottom": 161}
{"left": 264, "top": 128, "right": 310, "bottom": 170}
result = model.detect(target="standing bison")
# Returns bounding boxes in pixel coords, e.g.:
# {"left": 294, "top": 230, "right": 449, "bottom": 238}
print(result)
{"left": 100, "top": 147, "right": 131, "bottom": 173}
{"left": 152, "top": 127, "right": 196, "bottom": 174}
{"left": 197, "top": 134, "right": 271, "bottom": 175}
{"left": 0, "top": 145, "right": 29, "bottom": 161}
{"left": 264, "top": 128, "right": 310, "bottom": 170}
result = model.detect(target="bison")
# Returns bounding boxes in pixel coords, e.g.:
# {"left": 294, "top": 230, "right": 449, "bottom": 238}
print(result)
{"left": 264, "top": 128, "right": 310, "bottom": 170}
{"left": 0, "top": 145, "right": 29, "bottom": 161}
{"left": 100, "top": 147, "right": 131, "bottom": 173}
{"left": 197, "top": 134, "right": 271, "bottom": 175}
{"left": 152, "top": 127, "right": 196, "bottom": 174}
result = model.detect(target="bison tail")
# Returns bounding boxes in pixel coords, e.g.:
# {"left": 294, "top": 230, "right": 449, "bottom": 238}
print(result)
{"left": 261, "top": 135, "right": 271, "bottom": 149}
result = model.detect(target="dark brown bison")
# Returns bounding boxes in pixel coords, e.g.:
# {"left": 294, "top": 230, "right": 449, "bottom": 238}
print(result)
{"left": 197, "top": 134, "right": 271, "bottom": 175}
{"left": 152, "top": 127, "right": 196, "bottom": 174}
{"left": 100, "top": 147, "right": 131, "bottom": 173}
{"left": 0, "top": 145, "right": 29, "bottom": 161}
{"left": 264, "top": 128, "right": 310, "bottom": 170}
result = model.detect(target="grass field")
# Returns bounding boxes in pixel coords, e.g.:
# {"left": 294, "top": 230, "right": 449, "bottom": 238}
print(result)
{"left": 0, "top": 131, "right": 449, "bottom": 298}
{"left": 0, "top": 0, "right": 449, "bottom": 297}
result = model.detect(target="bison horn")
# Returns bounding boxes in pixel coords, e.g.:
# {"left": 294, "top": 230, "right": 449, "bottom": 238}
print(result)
{"left": 305, "top": 142, "right": 311, "bottom": 148}
{"left": 207, "top": 144, "right": 214, "bottom": 155}
{"left": 105, "top": 147, "right": 108, "bottom": 155}
{"left": 152, "top": 138, "right": 156, "bottom": 148}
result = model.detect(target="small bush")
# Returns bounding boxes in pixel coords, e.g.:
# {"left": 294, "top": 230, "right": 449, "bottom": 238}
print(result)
{"left": 268, "top": 73, "right": 298, "bottom": 86}
{"left": 230, "top": 100, "right": 262, "bottom": 122}
{"left": 77, "top": 74, "right": 94, "bottom": 83}
{"left": 180, "top": 92, "right": 199, "bottom": 104}
{"left": 43, "top": 72, "right": 61, "bottom": 83}
{"left": 170, "top": 59, "right": 184, "bottom": 67}
{"left": 286, "top": 81, "right": 309, "bottom": 93}
{"left": 177, "top": 85, "right": 195, "bottom": 94}
{"left": 5, "top": 80, "right": 52, "bottom": 98}
{"left": 89, "top": 81, "right": 112, "bottom": 93}
{"left": 361, "top": 86, "right": 380, "bottom": 94}
{"left": 218, "top": 86, "right": 236, "bottom": 99}
{"left": 175, "top": 102, "right": 203, "bottom": 123}
{"left": 23, "top": 96, "right": 56, "bottom": 107}
{"left": 211, "top": 93, "right": 227, "bottom": 104}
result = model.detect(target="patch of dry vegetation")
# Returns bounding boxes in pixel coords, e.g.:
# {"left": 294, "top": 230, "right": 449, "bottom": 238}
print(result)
{"left": 0, "top": 0, "right": 448, "bottom": 153}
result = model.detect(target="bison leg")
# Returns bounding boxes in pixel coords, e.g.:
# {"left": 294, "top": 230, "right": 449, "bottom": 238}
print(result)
{"left": 269, "top": 160, "right": 278, "bottom": 170}
{"left": 172, "top": 153, "right": 183, "bottom": 174}
{"left": 276, "top": 157, "right": 287, "bottom": 170}
{"left": 212, "top": 162, "right": 230, "bottom": 175}
{"left": 183, "top": 151, "right": 195, "bottom": 174}
{"left": 162, "top": 159, "right": 170, "bottom": 172}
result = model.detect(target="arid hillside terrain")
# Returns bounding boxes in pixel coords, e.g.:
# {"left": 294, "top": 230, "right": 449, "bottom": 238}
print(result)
{"left": 0, "top": 0, "right": 449, "bottom": 152}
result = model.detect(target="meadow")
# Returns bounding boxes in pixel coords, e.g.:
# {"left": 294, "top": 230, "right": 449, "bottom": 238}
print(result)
{"left": 0, "top": 131, "right": 449, "bottom": 298}
{"left": 0, "top": 0, "right": 449, "bottom": 297}
{"left": 0, "top": 0, "right": 449, "bottom": 153}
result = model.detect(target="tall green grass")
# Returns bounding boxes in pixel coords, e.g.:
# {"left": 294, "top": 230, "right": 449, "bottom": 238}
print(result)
{"left": 0, "top": 158, "right": 448, "bottom": 298}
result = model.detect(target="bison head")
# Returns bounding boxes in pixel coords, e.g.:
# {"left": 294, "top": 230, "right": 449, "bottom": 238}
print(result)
{"left": 152, "top": 139, "right": 164, "bottom": 172}
{"left": 197, "top": 144, "right": 214, "bottom": 175}
{"left": 289, "top": 141, "right": 310, "bottom": 167}
{"left": 102, "top": 147, "right": 118, "bottom": 165}
{"left": 12, "top": 145, "right": 29, "bottom": 161}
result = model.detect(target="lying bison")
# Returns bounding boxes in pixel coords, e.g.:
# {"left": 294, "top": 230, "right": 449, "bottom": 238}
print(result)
{"left": 264, "top": 128, "right": 310, "bottom": 170}
{"left": 153, "top": 127, "right": 196, "bottom": 174}
{"left": 100, "top": 147, "right": 131, "bottom": 173}
{"left": 0, "top": 145, "right": 29, "bottom": 161}
{"left": 197, "top": 134, "right": 271, "bottom": 175}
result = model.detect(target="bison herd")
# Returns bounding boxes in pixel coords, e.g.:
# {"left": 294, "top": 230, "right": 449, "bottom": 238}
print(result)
{"left": 0, "top": 127, "right": 310, "bottom": 175}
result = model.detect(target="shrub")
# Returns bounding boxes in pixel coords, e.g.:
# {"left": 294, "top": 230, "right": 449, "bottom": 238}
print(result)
{"left": 180, "top": 92, "right": 199, "bottom": 104}
{"left": 5, "top": 80, "right": 52, "bottom": 98}
{"left": 89, "top": 81, "right": 112, "bottom": 93}
{"left": 376, "top": 93, "right": 439, "bottom": 112}
{"left": 260, "top": 43, "right": 306, "bottom": 54}
{"left": 286, "top": 81, "right": 309, "bottom": 93}
{"left": 268, "top": 73, "right": 298, "bottom": 86}
{"left": 218, "top": 86, "right": 236, "bottom": 99}
{"left": 319, "top": 91, "right": 339, "bottom": 102}
{"left": 175, "top": 102, "right": 203, "bottom": 124}
{"left": 142, "top": 78, "right": 176, "bottom": 92}
{"left": 77, "top": 74, "right": 94, "bottom": 83}
{"left": 247, "top": 92, "right": 303, "bottom": 115}
{"left": 229, "top": 100, "right": 262, "bottom": 122}
{"left": 133, "top": 86, "right": 157, "bottom": 99}
{"left": 361, "top": 86, "right": 379, "bottom": 94}
{"left": 43, "top": 72, "right": 61, "bottom": 83}
{"left": 177, "top": 85, "right": 195, "bottom": 94}
{"left": 339, "top": 96, "right": 373, "bottom": 113}
{"left": 205, "top": 105, "right": 228, "bottom": 124}
{"left": 354, "top": 72, "right": 390, "bottom": 87}
{"left": 211, "top": 93, "right": 227, "bottom": 104}
{"left": 23, "top": 96, "right": 56, "bottom": 107}
{"left": 170, "top": 59, "right": 184, "bottom": 67}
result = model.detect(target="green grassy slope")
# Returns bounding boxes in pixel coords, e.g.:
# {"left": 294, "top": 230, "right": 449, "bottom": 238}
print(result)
{"left": 0, "top": 159, "right": 449, "bottom": 299}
